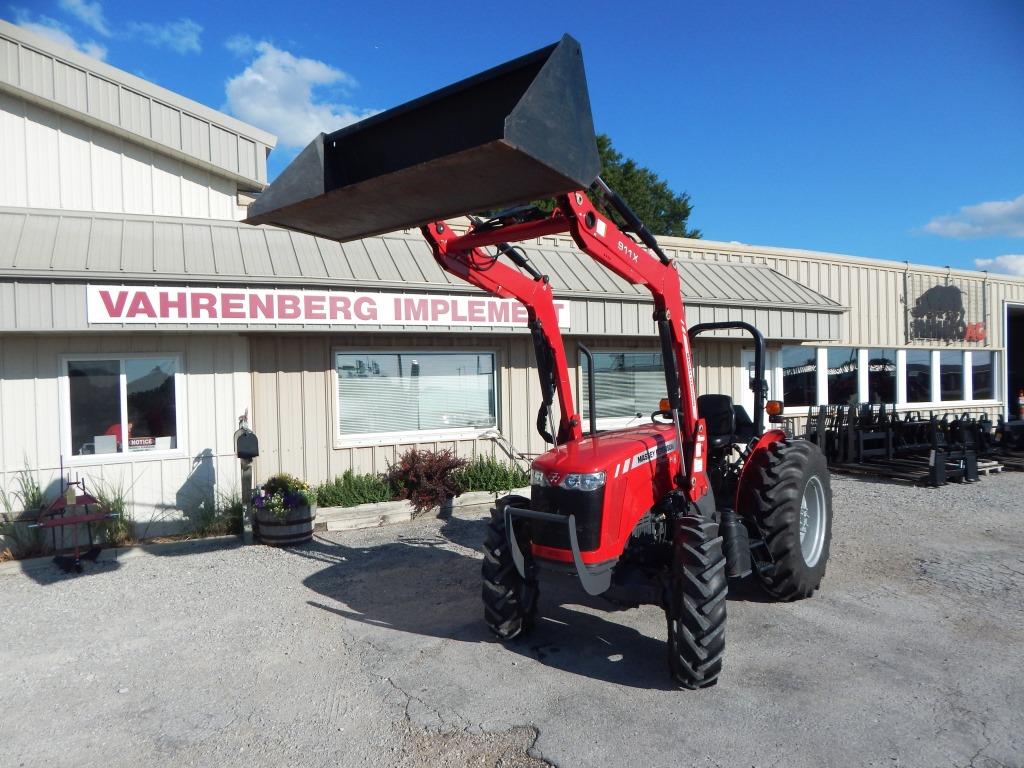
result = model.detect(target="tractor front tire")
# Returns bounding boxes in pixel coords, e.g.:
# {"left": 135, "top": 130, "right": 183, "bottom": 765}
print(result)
{"left": 743, "top": 439, "right": 832, "bottom": 600}
{"left": 666, "top": 515, "right": 728, "bottom": 689}
{"left": 482, "top": 495, "right": 538, "bottom": 640}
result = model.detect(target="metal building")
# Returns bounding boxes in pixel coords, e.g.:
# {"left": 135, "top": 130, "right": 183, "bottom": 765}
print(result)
{"left": 2, "top": 21, "right": 1022, "bottom": 529}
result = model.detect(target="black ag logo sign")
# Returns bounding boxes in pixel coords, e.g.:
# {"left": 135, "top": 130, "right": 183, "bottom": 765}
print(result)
{"left": 910, "top": 284, "right": 985, "bottom": 342}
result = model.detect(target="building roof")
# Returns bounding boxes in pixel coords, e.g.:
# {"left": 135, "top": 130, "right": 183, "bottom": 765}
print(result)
{"left": 0, "top": 206, "right": 843, "bottom": 313}
{"left": 0, "top": 20, "right": 275, "bottom": 190}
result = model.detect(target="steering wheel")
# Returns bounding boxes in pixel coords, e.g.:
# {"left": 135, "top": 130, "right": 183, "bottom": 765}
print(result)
{"left": 651, "top": 409, "right": 674, "bottom": 424}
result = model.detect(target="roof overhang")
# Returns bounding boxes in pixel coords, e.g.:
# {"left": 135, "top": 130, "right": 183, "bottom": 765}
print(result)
{"left": 0, "top": 208, "right": 846, "bottom": 340}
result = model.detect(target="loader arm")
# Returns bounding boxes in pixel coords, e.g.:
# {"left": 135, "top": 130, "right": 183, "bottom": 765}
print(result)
{"left": 421, "top": 221, "right": 583, "bottom": 445}
{"left": 430, "top": 190, "right": 710, "bottom": 503}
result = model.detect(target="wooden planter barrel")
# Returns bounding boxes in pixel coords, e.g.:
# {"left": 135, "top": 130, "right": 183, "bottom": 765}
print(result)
{"left": 255, "top": 505, "right": 316, "bottom": 546}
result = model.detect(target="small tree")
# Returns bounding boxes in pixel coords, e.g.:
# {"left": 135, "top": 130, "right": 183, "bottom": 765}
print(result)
{"left": 533, "top": 134, "right": 700, "bottom": 238}
{"left": 594, "top": 134, "right": 700, "bottom": 238}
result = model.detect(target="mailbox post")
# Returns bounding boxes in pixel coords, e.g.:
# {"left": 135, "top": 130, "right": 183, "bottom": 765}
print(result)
{"left": 233, "top": 414, "right": 259, "bottom": 545}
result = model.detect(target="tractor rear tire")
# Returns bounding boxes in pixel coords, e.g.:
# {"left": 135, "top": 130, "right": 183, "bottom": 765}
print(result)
{"left": 666, "top": 514, "right": 728, "bottom": 689}
{"left": 743, "top": 439, "right": 832, "bottom": 600}
{"left": 482, "top": 495, "right": 538, "bottom": 640}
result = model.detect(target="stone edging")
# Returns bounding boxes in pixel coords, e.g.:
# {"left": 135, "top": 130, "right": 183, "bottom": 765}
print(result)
{"left": 315, "top": 487, "right": 530, "bottom": 525}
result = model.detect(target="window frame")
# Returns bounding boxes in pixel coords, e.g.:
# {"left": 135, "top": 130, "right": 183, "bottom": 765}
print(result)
{"left": 58, "top": 352, "right": 187, "bottom": 464}
{"left": 331, "top": 347, "right": 501, "bottom": 448}
{"left": 777, "top": 344, "right": 821, "bottom": 414}
{"left": 577, "top": 347, "right": 668, "bottom": 431}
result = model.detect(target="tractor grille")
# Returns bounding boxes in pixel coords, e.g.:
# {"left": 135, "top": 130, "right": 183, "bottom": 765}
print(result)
{"left": 529, "top": 485, "right": 604, "bottom": 552}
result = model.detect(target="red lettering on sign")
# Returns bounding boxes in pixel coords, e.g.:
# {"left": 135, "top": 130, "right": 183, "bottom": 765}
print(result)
{"left": 191, "top": 293, "right": 217, "bottom": 318}
{"left": 249, "top": 293, "right": 274, "bottom": 319}
{"left": 451, "top": 301, "right": 468, "bottom": 322}
{"left": 404, "top": 298, "right": 428, "bottom": 321}
{"left": 964, "top": 322, "right": 987, "bottom": 342}
{"left": 222, "top": 293, "right": 245, "bottom": 319}
{"left": 467, "top": 300, "right": 485, "bottom": 322}
{"left": 487, "top": 302, "right": 509, "bottom": 324}
{"left": 278, "top": 295, "right": 300, "bottom": 319}
{"left": 511, "top": 302, "right": 529, "bottom": 323}
{"left": 353, "top": 296, "right": 377, "bottom": 321}
{"left": 304, "top": 294, "right": 326, "bottom": 320}
{"left": 126, "top": 292, "right": 156, "bottom": 319}
{"left": 430, "top": 299, "right": 449, "bottom": 320}
{"left": 329, "top": 295, "right": 351, "bottom": 320}
{"left": 160, "top": 292, "right": 187, "bottom": 318}
{"left": 99, "top": 290, "right": 128, "bottom": 318}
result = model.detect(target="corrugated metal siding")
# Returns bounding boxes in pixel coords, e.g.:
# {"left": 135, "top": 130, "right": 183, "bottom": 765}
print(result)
{"left": 249, "top": 333, "right": 746, "bottom": 480}
{"left": 0, "top": 20, "right": 273, "bottom": 187}
{"left": 652, "top": 235, "right": 1024, "bottom": 350}
{"left": 0, "top": 333, "right": 250, "bottom": 526}
{"left": 0, "top": 92, "right": 246, "bottom": 220}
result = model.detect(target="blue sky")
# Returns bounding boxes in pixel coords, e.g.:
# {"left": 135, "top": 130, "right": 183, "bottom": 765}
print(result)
{"left": 7, "top": 0, "right": 1024, "bottom": 274}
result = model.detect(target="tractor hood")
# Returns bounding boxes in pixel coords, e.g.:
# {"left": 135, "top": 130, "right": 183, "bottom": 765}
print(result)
{"left": 532, "top": 423, "right": 680, "bottom": 478}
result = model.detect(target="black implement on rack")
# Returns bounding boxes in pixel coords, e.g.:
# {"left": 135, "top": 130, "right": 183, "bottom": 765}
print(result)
{"left": 806, "top": 404, "right": 983, "bottom": 486}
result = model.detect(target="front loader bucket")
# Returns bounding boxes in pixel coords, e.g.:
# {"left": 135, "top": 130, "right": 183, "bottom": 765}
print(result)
{"left": 245, "top": 34, "right": 599, "bottom": 242}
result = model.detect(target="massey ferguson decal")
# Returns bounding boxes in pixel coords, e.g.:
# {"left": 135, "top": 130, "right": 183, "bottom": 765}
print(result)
{"left": 612, "top": 440, "right": 678, "bottom": 478}
{"left": 907, "top": 278, "right": 986, "bottom": 343}
{"left": 86, "top": 285, "right": 570, "bottom": 329}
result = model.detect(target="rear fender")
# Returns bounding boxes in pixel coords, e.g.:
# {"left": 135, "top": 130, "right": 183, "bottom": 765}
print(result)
{"left": 734, "top": 429, "right": 787, "bottom": 517}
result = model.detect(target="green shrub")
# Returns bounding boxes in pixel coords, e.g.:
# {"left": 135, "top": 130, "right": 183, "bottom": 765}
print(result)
{"left": 92, "top": 476, "right": 136, "bottom": 547}
{"left": 0, "top": 468, "right": 49, "bottom": 560}
{"left": 316, "top": 471, "right": 394, "bottom": 508}
{"left": 453, "top": 455, "right": 530, "bottom": 495}
{"left": 194, "top": 489, "right": 245, "bottom": 537}
{"left": 386, "top": 449, "right": 467, "bottom": 514}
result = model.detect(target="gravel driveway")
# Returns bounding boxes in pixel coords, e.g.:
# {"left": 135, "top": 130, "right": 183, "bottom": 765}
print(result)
{"left": 2, "top": 473, "right": 1023, "bottom": 768}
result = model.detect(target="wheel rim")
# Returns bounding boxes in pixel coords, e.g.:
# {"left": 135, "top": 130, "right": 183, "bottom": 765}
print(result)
{"left": 799, "top": 475, "right": 826, "bottom": 567}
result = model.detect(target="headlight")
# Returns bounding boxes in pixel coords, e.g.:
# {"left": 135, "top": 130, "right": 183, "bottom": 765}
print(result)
{"left": 530, "top": 469, "right": 606, "bottom": 491}
{"left": 559, "top": 471, "right": 606, "bottom": 492}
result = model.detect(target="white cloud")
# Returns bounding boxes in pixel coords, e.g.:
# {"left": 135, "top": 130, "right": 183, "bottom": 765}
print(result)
{"left": 923, "top": 193, "right": 1024, "bottom": 238}
{"left": 126, "top": 18, "right": 202, "bottom": 54}
{"left": 974, "top": 254, "right": 1024, "bottom": 276}
{"left": 11, "top": 10, "right": 107, "bottom": 60}
{"left": 225, "top": 34, "right": 256, "bottom": 56}
{"left": 57, "top": 0, "right": 110, "bottom": 36}
{"left": 224, "top": 41, "right": 376, "bottom": 148}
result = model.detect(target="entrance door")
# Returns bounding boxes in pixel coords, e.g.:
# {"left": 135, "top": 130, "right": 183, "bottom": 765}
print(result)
{"left": 1007, "top": 302, "right": 1024, "bottom": 420}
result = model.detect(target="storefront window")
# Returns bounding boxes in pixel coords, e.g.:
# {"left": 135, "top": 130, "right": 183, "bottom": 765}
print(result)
{"left": 336, "top": 351, "right": 496, "bottom": 436}
{"left": 940, "top": 351, "right": 964, "bottom": 401}
{"left": 125, "top": 359, "right": 178, "bottom": 451}
{"left": 67, "top": 357, "right": 179, "bottom": 455}
{"left": 826, "top": 347, "right": 858, "bottom": 405}
{"left": 905, "top": 350, "right": 932, "bottom": 403}
{"left": 581, "top": 351, "right": 665, "bottom": 423}
{"left": 780, "top": 346, "right": 817, "bottom": 407}
{"left": 971, "top": 351, "right": 994, "bottom": 400}
{"left": 866, "top": 349, "right": 897, "bottom": 404}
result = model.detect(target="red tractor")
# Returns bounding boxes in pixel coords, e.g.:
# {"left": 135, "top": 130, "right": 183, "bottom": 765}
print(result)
{"left": 247, "top": 35, "right": 833, "bottom": 688}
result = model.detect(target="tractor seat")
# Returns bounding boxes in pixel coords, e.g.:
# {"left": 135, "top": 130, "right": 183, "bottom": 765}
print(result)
{"left": 733, "top": 404, "right": 756, "bottom": 443}
{"left": 697, "top": 394, "right": 736, "bottom": 449}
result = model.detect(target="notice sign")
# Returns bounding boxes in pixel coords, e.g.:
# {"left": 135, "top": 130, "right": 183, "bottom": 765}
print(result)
{"left": 128, "top": 437, "right": 156, "bottom": 449}
{"left": 87, "top": 285, "right": 570, "bottom": 329}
